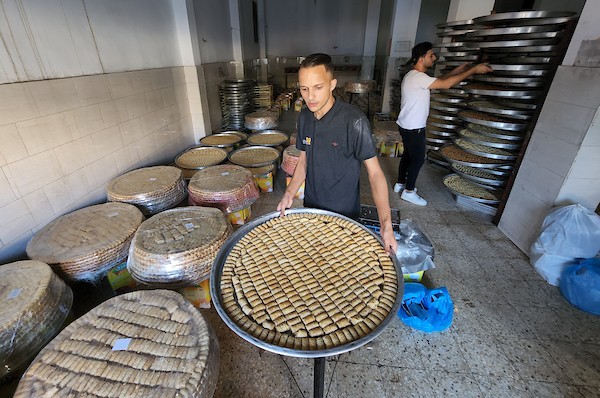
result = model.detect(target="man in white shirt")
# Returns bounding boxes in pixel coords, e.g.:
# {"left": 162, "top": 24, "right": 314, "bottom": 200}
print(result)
{"left": 394, "top": 42, "right": 492, "bottom": 206}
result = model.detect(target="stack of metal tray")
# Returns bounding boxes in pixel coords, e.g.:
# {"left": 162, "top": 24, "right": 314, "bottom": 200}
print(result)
{"left": 430, "top": 10, "right": 577, "bottom": 215}
{"left": 220, "top": 79, "right": 256, "bottom": 130}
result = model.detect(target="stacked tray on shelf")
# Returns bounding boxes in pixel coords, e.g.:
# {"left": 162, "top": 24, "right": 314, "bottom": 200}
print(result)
{"left": 426, "top": 92, "right": 466, "bottom": 151}
{"left": 1, "top": 260, "right": 73, "bottom": 382}
{"left": 106, "top": 166, "right": 187, "bottom": 215}
{"left": 244, "top": 110, "right": 279, "bottom": 130}
{"left": 127, "top": 207, "right": 231, "bottom": 288}
{"left": 188, "top": 164, "right": 260, "bottom": 214}
{"left": 175, "top": 146, "right": 229, "bottom": 179}
{"left": 13, "top": 290, "right": 219, "bottom": 398}
{"left": 26, "top": 203, "right": 144, "bottom": 283}
{"left": 220, "top": 79, "right": 256, "bottom": 130}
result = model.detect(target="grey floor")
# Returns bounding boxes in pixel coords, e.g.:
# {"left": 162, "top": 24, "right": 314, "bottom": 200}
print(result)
{"left": 205, "top": 155, "right": 600, "bottom": 398}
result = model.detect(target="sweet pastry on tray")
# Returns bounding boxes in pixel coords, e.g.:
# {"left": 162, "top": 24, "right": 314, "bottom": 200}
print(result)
{"left": 13, "top": 290, "right": 219, "bottom": 398}
{"left": 220, "top": 213, "right": 398, "bottom": 351}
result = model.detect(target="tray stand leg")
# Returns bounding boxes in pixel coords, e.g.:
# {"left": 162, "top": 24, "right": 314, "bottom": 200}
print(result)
{"left": 314, "top": 357, "right": 326, "bottom": 398}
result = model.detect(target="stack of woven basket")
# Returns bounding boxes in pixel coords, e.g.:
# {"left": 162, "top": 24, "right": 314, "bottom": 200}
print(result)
{"left": 26, "top": 203, "right": 144, "bottom": 283}
{"left": 175, "top": 146, "right": 229, "bottom": 179}
{"left": 188, "top": 164, "right": 259, "bottom": 215}
{"left": 127, "top": 207, "right": 231, "bottom": 288}
{"left": 106, "top": 166, "right": 187, "bottom": 215}
{"left": 281, "top": 145, "right": 301, "bottom": 176}
{"left": 1, "top": 260, "right": 72, "bottom": 381}
{"left": 13, "top": 290, "right": 219, "bottom": 398}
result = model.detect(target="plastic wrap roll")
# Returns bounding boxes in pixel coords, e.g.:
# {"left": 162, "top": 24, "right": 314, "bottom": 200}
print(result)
{"left": 13, "top": 290, "right": 219, "bottom": 398}
{"left": 281, "top": 145, "right": 301, "bottom": 176}
{"left": 344, "top": 80, "right": 376, "bottom": 94}
{"left": 1, "top": 260, "right": 73, "bottom": 381}
{"left": 26, "top": 203, "right": 144, "bottom": 283}
{"left": 188, "top": 164, "right": 260, "bottom": 214}
{"left": 244, "top": 110, "right": 279, "bottom": 130}
{"left": 106, "top": 166, "right": 187, "bottom": 215}
{"left": 127, "top": 207, "right": 231, "bottom": 288}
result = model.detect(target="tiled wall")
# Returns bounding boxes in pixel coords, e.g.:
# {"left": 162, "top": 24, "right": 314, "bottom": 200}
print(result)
{"left": 498, "top": 66, "right": 600, "bottom": 253}
{"left": 0, "top": 66, "right": 201, "bottom": 263}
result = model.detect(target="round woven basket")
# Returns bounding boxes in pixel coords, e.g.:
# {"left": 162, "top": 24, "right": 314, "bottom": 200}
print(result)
{"left": 228, "top": 146, "right": 281, "bottom": 168}
{"left": 13, "top": 290, "right": 219, "bottom": 398}
{"left": 244, "top": 110, "right": 279, "bottom": 130}
{"left": 188, "top": 165, "right": 259, "bottom": 213}
{"left": 281, "top": 145, "right": 301, "bottom": 176}
{"left": 1, "top": 260, "right": 73, "bottom": 382}
{"left": 106, "top": 166, "right": 187, "bottom": 215}
{"left": 175, "top": 146, "right": 228, "bottom": 179}
{"left": 26, "top": 203, "right": 144, "bottom": 283}
{"left": 127, "top": 207, "right": 231, "bottom": 288}
{"left": 199, "top": 133, "right": 242, "bottom": 149}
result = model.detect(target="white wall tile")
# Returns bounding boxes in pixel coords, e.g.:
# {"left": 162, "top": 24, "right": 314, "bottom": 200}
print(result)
{"left": 72, "top": 74, "right": 112, "bottom": 105}
{"left": 113, "top": 144, "right": 141, "bottom": 173}
{"left": 63, "top": 104, "right": 106, "bottom": 139}
{"left": 145, "top": 90, "right": 164, "bottom": 113}
{"left": 0, "top": 83, "right": 40, "bottom": 125}
{"left": 582, "top": 107, "right": 600, "bottom": 147}
{"left": 568, "top": 146, "right": 600, "bottom": 180}
{"left": 6, "top": 150, "right": 64, "bottom": 197}
{"left": 44, "top": 170, "right": 90, "bottom": 213}
{"left": 534, "top": 100, "right": 595, "bottom": 147}
{"left": 0, "top": 169, "right": 17, "bottom": 207}
{"left": 83, "top": 154, "right": 118, "bottom": 190}
{"left": 0, "top": 199, "right": 35, "bottom": 245}
{"left": 28, "top": 78, "right": 81, "bottom": 116}
{"left": 183, "top": 66, "right": 199, "bottom": 83}
{"left": 171, "top": 67, "right": 186, "bottom": 86}
{"left": 555, "top": 177, "right": 600, "bottom": 210}
{"left": 16, "top": 113, "right": 73, "bottom": 155}
{"left": 160, "top": 87, "right": 177, "bottom": 106}
{"left": 135, "top": 136, "right": 158, "bottom": 162}
{"left": 99, "top": 100, "right": 121, "bottom": 127}
{"left": 115, "top": 94, "right": 148, "bottom": 122}
{"left": 0, "top": 124, "right": 29, "bottom": 164}
{"left": 22, "top": 188, "right": 55, "bottom": 226}
{"left": 547, "top": 66, "right": 600, "bottom": 110}
{"left": 131, "top": 70, "right": 154, "bottom": 94}
{"left": 512, "top": 159, "right": 564, "bottom": 206}
{"left": 107, "top": 71, "right": 135, "bottom": 99}
{"left": 141, "top": 108, "right": 166, "bottom": 133}
{"left": 91, "top": 125, "right": 124, "bottom": 158}
{"left": 54, "top": 136, "right": 98, "bottom": 175}
{"left": 151, "top": 68, "right": 174, "bottom": 90}
{"left": 525, "top": 133, "right": 579, "bottom": 178}
{"left": 119, "top": 117, "right": 146, "bottom": 145}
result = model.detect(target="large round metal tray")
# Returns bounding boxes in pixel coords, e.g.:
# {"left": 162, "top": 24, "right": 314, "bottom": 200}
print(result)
{"left": 496, "top": 99, "right": 537, "bottom": 111}
{"left": 437, "top": 88, "right": 468, "bottom": 98}
{"left": 465, "top": 123, "right": 525, "bottom": 142}
{"left": 210, "top": 208, "right": 403, "bottom": 358}
{"left": 430, "top": 101, "right": 462, "bottom": 114}
{"left": 427, "top": 117, "right": 460, "bottom": 130}
{"left": 438, "top": 144, "right": 512, "bottom": 168}
{"left": 459, "top": 110, "right": 527, "bottom": 131}
{"left": 199, "top": 133, "right": 243, "bottom": 148}
{"left": 246, "top": 130, "right": 288, "bottom": 147}
{"left": 433, "top": 41, "right": 466, "bottom": 48}
{"left": 488, "top": 63, "right": 551, "bottom": 71}
{"left": 464, "top": 39, "right": 558, "bottom": 49}
{"left": 436, "top": 28, "right": 477, "bottom": 37}
{"left": 462, "top": 84, "right": 541, "bottom": 100}
{"left": 458, "top": 128, "right": 521, "bottom": 150}
{"left": 430, "top": 94, "right": 464, "bottom": 104}
{"left": 429, "top": 111, "right": 459, "bottom": 122}
{"left": 441, "top": 54, "right": 479, "bottom": 62}
{"left": 491, "top": 56, "right": 553, "bottom": 64}
{"left": 228, "top": 145, "right": 281, "bottom": 167}
{"left": 426, "top": 136, "right": 450, "bottom": 145}
{"left": 426, "top": 144, "right": 442, "bottom": 151}
{"left": 465, "top": 25, "right": 562, "bottom": 38}
{"left": 467, "top": 100, "right": 532, "bottom": 120}
{"left": 450, "top": 164, "right": 507, "bottom": 187}
{"left": 473, "top": 11, "right": 576, "bottom": 26}
{"left": 454, "top": 138, "right": 517, "bottom": 161}
{"left": 443, "top": 174, "right": 501, "bottom": 205}
{"left": 427, "top": 150, "right": 450, "bottom": 168}
{"left": 473, "top": 75, "right": 547, "bottom": 88}
{"left": 484, "top": 45, "right": 558, "bottom": 53}
{"left": 427, "top": 125, "right": 457, "bottom": 137}
{"left": 436, "top": 19, "right": 475, "bottom": 28}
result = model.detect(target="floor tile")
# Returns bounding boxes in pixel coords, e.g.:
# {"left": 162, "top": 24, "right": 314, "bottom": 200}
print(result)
{"left": 474, "top": 375, "right": 533, "bottom": 398}
{"left": 454, "top": 334, "right": 520, "bottom": 377}
{"left": 427, "top": 370, "right": 484, "bottom": 397}
{"left": 331, "top": 362, "right": 387, "bottom": 398}
{"left": 523, "top": 381, "right": 585, "bottom": 398}
{"left": 543, "top": 340, "right": 600, "bottom": 387}
{"left": 380, "top": 367, "right": 436, "bottom": 398}
{"left": 412, "top": 333, "right": 471, "bottom": 374}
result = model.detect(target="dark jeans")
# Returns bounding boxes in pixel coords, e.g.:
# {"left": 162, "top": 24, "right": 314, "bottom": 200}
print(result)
{"left": 397, "top": 126, "right": 426, "bottom": 191}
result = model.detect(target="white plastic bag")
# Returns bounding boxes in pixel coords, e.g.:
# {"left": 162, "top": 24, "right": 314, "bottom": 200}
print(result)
{"left": 530, "top": 204, "right": 600, "bottom": 286}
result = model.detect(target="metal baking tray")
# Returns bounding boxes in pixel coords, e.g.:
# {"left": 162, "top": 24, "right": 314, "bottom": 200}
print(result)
{"left": 473, "top": 75, "right": 547, "bottom": 88}
{"left": 430, "top": 94, "right": 464, "bottom": 104}
{"left": 459, "top": 111, "right": 527, "bottom": 131}
{"left": 426, "top": 144, "right": 442, "bottom": 151}
{"left": 495, "top": 99, "right": 537, "bottom": 111}
{"left": 458, "top": 128, "right": 522, "bottom": 150}
{"left": 465, "top": 25, "right": 562, "bottom": 38}
{"left": 488, "top": 63, "right": 551, "bottom": 71}
{"left": 437, "top": 88, "right": 468, "bottom": 98}
{"left": 210, "top": 208, "right": 403, "bottom": 358}
{"left": 450, "top": 164, "right": 507, "bottom": 187}
{"left": 427, "top": 126, "right": 457, "bottom": 137}
{"left": 227, "top": 145, "right": 281, "bottom": 168}
{"left": 436, "top": 19, "right": 475, "bottom": 29}
{"left": 464, "top": 39, "right": 558, "bottom": 49}
{"left": 490, "top": 56, "right": 553, "bottom": 64}
{"left": 472, "top": 11, "right": 576, "bottom": 26}
{"left": 441, "top": 54, "right": 479, "bottom": 62}
{"left": 429, "top": 111, "right": 459, "bottom": 122}
{"left": 246, "top": 130, "right": 288, "bottom": 147}
{"left": 430, "top": 102, "right": 462, "bottom": 113}
{"left": 484, "top": 45, "right": 558, "bottom": 53}
{"left": 426, "top": 136, "right": 451, "bottom": 145}
{"left": 443, "top": 174, "right": 501, "bottom": 205}
{"left": 454, "top": 138, "right": 518, "bottom": 161}
{"left": 462, "top": 85, "right": 541, "bottom": 100}
{"left": 465, "top": 124, "right": 525, "bottom": 142}
{"left": 436, "top": 28, "right": 477, "bottom": 37}
{"left": 427, "top": 150, "right": 450, "bottom": 168}
{"left": 466, "top": 101, "right": 532, "bottom": 120}
{"left": 438, "top": 144, "right": 512, "bottom": 168}
{"left": 427, "top": 118, "right": 460, "bottom": 130}
{"left": 433, "top": 41, "right": 466, "bottom": 48}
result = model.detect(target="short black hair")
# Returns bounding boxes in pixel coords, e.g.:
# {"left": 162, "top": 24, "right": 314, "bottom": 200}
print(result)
{"left": 410, "top": 42, "right": 433, "bottom": 64}
{"left": 300, "top": 53, "right": 334, "bottom": 75}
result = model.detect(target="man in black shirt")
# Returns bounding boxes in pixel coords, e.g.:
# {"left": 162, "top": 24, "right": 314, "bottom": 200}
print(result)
{"left": 277, "top": 53, "right": 397, "bottom": 255}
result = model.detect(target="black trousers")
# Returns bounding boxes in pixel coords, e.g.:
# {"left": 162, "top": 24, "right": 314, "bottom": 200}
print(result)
{"left": 397, "top": 126, "right": 426, "bottom": 191}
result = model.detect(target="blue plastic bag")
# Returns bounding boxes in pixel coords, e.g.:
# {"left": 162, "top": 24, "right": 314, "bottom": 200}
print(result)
{"left": 559, "top": 258, "right": 600, "bottom": 316}
{"left": 397, "top": 282, "right": 454, "bottom": 332}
